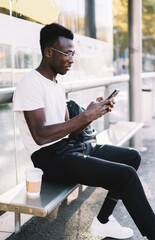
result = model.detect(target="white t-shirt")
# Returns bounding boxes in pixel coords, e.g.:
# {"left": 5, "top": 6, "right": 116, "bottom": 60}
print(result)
{"left": 13, "top": 70, "right": 67, "bottom": 156}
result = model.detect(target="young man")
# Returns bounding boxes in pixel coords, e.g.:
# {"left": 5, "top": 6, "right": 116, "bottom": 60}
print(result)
{"left": 13, "top": 23, "right": 155, "bottom": 239}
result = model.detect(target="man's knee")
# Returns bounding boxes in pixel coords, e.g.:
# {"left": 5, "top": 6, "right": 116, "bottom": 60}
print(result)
{"left": 130, "top": 148, "right": 141, "bottom": 169}
{"left": 120, "top": 165, "right": 138, "bottom": 188}
{"left": 118, "top": 165, "right": 140, "bottom": 197}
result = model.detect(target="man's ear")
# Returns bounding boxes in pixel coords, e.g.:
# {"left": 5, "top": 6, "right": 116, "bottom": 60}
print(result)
{"left": 44, "top": 47, "right": 53, "bottom": 58}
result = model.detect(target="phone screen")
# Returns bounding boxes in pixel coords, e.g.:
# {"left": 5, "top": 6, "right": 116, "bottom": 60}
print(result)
{"left": 106, "top": 89, "right": 120, "bottom": 99}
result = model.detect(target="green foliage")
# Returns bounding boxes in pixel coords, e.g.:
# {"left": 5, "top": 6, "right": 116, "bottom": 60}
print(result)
{"left": 142, "top": 0, "right": 155, "bottom": 54}
{"left": 113, "top": 0, "right": 155, "bottom": 55}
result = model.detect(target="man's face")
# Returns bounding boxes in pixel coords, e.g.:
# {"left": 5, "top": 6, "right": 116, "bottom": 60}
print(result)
{"left": 50, "top": 36, "right": 75, "bottom": 75}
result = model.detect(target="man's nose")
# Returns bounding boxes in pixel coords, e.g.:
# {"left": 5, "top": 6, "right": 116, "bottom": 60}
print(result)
{"left": 68, "top": 57, "right": 74, "bottom": 64}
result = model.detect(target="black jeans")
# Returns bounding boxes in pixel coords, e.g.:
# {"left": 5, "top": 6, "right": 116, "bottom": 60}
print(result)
{"left": 31, "top": 139, "right": 155, "bottom": 239}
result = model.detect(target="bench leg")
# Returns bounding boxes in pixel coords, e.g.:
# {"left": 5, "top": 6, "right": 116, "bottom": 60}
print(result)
{"left": 15, "top": 212, "right": 21, "bottom": 233}
{"left": 78, "top": 185, "right": 83, "bottom": 195}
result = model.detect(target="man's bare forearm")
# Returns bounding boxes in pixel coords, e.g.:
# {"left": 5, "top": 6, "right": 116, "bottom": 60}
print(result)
{"left": 24, "top": 110, "right": 91, "bottom": 145}
{"left": 69, "top": 120, "right": 92, "bottom": 138}
{"left": 24, "top": 99, "right": 113, "bottom": 145}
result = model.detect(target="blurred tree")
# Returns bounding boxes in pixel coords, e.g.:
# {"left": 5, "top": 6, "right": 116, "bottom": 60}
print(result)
{"left": 113, "top": 0, "right": 155, "bottom": 73}
{"left": 142, "top": 0, "right": 155, "bottom": 54}
{"left": 113, "top": 0, "right": 128, "bottom": 74}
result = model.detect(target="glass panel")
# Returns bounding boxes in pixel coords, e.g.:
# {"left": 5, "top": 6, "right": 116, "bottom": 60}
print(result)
{"left": 0, "top": 0, "right": 10, "bottom": 16}
{"left": 13, "top": 113, "right": 33, "bottom": 184}
{"left": 11, "top": 0, "right": 60, "bottom": 24}
{"left": 15, "top": 46, "right": 41, "bottom": 69}
{"left": 14, "top": 46, "right": 41, "bottom": 85}
{"left": 0, "top": 44, "right": 11, "bottom": 69}
{"left": 142, "top": 1, "right": 155, "bottom": 72}
{"left": 0, "top": 104, "right": 33, "bottom": 194}
{"left": 0, "top": 43, "right": 12, "bottom": 88}
{"left": 0, "top": 14, "right": 42, "bottom": 87}
{"left": 59, "top": 34, "right": 113, "bottom": 82}
{"left": 95, "top": 0, "right": 113, "bottom": 43}
{"left": 0, "top": 13, "right": 113, "bottom": 88}
{"left": 58, "top": 0, "right": 113, "bottom": 43}
{"left": 58, "top": 0, "right": 85, "bottom": 35}
{"left": 0, "top": 104, "right": 16, "bottom": 194}
{"left": 15, "top": 47, "right": 33, "bottom": 69}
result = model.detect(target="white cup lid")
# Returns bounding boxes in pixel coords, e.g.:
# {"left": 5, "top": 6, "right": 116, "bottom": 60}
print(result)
{"left": 25, "top": 167, "right": 43, "bottom": 182}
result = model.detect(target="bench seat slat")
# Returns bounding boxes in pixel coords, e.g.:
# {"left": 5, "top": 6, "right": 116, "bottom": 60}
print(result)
{"left": 96, "top": 121, "right": 144, "bottom": 146}
{"left": 0, "top": 181, "right": 78, "bottom": 217}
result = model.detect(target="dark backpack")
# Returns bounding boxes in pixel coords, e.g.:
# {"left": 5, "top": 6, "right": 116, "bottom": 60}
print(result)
{"left": 66, "top": 100, "right": 97, "bottom": 142}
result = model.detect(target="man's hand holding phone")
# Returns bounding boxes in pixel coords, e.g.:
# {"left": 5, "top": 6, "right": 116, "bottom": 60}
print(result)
{"left": 96, "top": 89, "right": 120, "bottom": 113}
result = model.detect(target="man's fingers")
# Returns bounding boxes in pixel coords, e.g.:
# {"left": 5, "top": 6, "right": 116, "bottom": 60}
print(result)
{"left": 101, "top": 109, "right": 109, "bottom": 116}
{"left": 96, "top": 97, "right": 104, "bottom": 102}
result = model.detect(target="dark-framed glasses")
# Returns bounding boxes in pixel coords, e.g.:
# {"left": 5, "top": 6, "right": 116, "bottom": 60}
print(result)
{"left": 50, "top": 47, "right": 77, "bottom": 60}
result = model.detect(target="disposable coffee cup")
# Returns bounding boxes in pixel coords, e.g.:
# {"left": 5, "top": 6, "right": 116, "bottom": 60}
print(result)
{"left": 25, "top": 168, "right": 43, "bottom": 198}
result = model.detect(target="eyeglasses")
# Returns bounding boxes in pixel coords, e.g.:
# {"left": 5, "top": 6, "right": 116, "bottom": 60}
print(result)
{"left": 50, "top": 47, "right": 77, "bottom": 60}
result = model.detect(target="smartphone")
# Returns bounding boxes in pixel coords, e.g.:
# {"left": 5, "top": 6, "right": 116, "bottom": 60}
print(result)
{"left": 106, "top": 89, "right": 120, "bottom": 99}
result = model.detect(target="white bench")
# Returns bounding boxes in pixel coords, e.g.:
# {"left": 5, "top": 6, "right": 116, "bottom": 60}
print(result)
{"left": 0, "top": 121, "right": 144, "bottom": 233}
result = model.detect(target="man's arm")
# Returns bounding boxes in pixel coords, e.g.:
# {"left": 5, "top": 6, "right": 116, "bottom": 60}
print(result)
{"left": 68, "top": 99, "right": 114, "bottom": 137}
{"left": 64, "top": 105, "right": 92, "bottom": 136}
{"left": 65, "top": 106, "right": 69, "bottom": 121}
{"left": 24, "top": 99, "right": 114, "bottom": 145}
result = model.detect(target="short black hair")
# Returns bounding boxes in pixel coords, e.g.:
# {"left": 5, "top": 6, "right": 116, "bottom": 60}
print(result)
{"left": 40, "top": 23, "right": 74, "bottom": 56}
